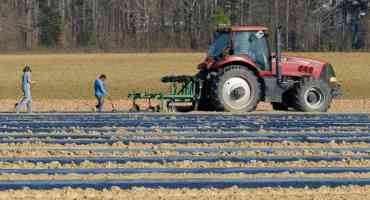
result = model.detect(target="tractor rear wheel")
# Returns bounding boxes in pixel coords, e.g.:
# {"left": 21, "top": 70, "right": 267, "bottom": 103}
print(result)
{"left": 292, "top": 80, "right": 332, "bottom": 112}
{"left": 211, "top": 65, "right": 261, "bottom": 112}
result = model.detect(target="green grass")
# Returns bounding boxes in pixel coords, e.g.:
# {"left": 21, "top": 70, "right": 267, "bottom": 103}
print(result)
{"left": 0, "top": 53, "right": 368, "bottom": 100}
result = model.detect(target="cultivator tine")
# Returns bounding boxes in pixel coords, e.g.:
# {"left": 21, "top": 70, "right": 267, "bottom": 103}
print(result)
{"left": 107, "top": 97, "right": 117, "bottom": 112}
{"left": 129, "top": 99, "right": 141, "bottom": 112}
{"left": 146, "top": 98, "right": 157, "bottom": 112}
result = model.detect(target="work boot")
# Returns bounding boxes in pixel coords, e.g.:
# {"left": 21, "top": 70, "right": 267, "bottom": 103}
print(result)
{"left": 26, "top": 101, "right": 32, "bottom": 114}
{"left": 15, "top": 103, "right": 20, "bottom": 114}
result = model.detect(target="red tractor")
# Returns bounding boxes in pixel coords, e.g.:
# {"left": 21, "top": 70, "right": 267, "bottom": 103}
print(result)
{"left": 195, "top": 25, "right": 341, "bottom": 112}
{"left": 129, "top": 25, "right": 341, "bottom": 113}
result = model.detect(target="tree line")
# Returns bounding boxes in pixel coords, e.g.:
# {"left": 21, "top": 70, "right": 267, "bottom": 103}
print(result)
{"left": 0, "top": 0, "right": 369, "bottom": 52}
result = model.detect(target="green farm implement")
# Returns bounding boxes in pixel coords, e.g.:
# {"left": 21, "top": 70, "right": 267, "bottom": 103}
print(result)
{"left": 128, "top": 75, "right": 202, "bottom": 112}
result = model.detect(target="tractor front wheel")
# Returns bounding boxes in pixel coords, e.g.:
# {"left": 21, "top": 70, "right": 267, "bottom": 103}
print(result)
{"left": 292, "top": 80, "right": 332, "bottom": 112}
{"left": 211, "top": 65, "right": 261, "bottom": 112}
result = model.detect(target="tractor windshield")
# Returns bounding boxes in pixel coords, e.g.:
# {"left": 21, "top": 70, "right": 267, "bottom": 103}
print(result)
{"left": 207, "top": 31, "right": 271, "bottom": 70}
{"left": 233, "top": 31, "right": 271, "bottom": 70}
{"left": 207, "top": 32, "right": 230, "bottom": 58}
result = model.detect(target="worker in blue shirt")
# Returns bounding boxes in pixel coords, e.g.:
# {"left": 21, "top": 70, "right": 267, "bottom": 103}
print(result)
{"left": 94, "top": 74, "right": 108, "bottom": 112}
{"left": 15, "top": 65, "right": 35, "bottom": 113}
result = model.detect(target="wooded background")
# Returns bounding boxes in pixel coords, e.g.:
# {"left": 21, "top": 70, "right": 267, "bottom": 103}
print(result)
{"left": 0, "top": 0, "right": 369, "bottom": 52}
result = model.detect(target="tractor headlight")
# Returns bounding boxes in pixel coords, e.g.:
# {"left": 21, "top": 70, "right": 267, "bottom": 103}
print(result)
{"left": 321, "top": 64, "right": 338, "bottom": 84}
{"left": 329, "top": 77, "right": 337, "bottom": 83}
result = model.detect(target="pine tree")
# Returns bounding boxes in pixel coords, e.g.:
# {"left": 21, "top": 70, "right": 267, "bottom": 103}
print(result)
{"left": 38, "top": 0, "right": 63, "bottom": 47}
{"left": 212, "top": 7, "right": 231, "bottom": 26}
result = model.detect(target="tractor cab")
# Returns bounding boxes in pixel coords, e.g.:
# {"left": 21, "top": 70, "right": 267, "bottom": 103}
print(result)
{"left": 207, "top": 26, "right": 271, "bottom": 70}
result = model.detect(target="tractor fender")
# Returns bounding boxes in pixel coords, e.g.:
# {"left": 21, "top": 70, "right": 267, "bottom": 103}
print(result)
{"left": 210, "top": 55, "right": 261, "bottom": 76}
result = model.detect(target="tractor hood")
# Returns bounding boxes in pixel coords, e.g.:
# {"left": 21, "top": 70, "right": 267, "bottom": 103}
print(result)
{"left": 282, "top": 56, "right": 326, "bottom": 68}
{"left": 278, "top": 55, "right": 329, "bottom": 79}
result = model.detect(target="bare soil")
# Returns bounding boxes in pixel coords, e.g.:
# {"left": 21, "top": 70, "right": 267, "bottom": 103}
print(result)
{"left": 0, "top": 186, "right": 369, "bottom": 200}
{"left": 1, "top": 99, "right": 370, "bottom": 113}
{"left": 0, "top": 148, "right": 367, "bottom": 158}
{"left": 1, "top": 141, "right": 369, "bottom": 149}
{"left": 1, "top": 159, "right": 370, "bottom": 169}
{"left": 1, "top": 172, "right": 370, "bottom": 181}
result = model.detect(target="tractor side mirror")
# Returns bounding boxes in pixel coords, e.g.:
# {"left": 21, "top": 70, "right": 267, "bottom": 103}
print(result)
{"left": 256, "top": 31, "right": 265, "bottom": 39}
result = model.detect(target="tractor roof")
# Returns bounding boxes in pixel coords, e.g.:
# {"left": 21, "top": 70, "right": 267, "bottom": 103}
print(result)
{"left": 216, "top": 25, "right": 268, "bottom": 32}
{"left": 231, "top": 26, "right": 268, "bottom": 32}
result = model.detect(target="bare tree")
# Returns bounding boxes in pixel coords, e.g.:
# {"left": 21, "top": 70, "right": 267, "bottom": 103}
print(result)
{"left": 0, "top": 0, "right": 369, "bottom": 52}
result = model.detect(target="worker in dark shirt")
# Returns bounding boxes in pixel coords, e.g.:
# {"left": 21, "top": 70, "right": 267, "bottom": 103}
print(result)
{"left": 94, "top": 74, "right": 108, "bottom": 112}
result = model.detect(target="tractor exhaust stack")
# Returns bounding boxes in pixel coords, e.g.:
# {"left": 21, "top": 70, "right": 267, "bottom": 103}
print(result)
{"left": 275, "top": 26, "right": 283, "bottom": 84}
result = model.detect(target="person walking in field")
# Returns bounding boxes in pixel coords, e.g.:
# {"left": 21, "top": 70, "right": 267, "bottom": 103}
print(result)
{"left": 15, "top": 65, "right": 35, "bottom": 114}
{"left": 94, "top": 74, "right": 108, "bottom": 112}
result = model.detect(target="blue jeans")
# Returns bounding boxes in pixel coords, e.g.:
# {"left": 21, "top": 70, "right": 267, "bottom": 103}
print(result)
{"left": 16, "top": 85, "right": 32, "bottom": 113}
{"left": 96, "top": 96, "right": 104, "bottom": 112}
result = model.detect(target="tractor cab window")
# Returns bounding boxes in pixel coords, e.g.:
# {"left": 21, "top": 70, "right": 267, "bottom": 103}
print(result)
{"left": 208, "top": 32, "right": 230, "bottom": 58}
{"left": 233, "top": 31, "right": 271, "bottom": 70}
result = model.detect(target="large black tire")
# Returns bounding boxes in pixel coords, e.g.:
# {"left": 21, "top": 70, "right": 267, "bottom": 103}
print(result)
{"left": 211, "top": 65, "right": 261, "bottom": 112}
{"left": 197, "top": 81, "right": 216, "bottom": 111}
{"left": 197, "top": 97, "right": 216, "bottom": 111}
{"left": 271, "top": 102, "right": 289, "bottom": 111}
{"left": 292, "top": 79, "right": 332, "bottom": 112}
{"left": 194, "top": 71, "right": 215, "bottom": 111}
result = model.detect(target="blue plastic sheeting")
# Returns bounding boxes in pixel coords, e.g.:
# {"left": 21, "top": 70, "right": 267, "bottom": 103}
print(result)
{"left": 1, "top": 167, "right": 370, "bottom": 175}
{"left": 2, "top": 127, "right": 369, "bottom": 134}
{"left": 0, "top": 155, "right": 368, "bottom": 164}
{"left": 0, "top": 147, "right": 369, "bottom": 154}
{"left": 1, "top": 132, "right": 370, "bottom": 139}
{"left": 1, "top": 137, "right": 369, "bottom": 144}
{"left": 0, "top": 113, "right": 369, "bottom": 133}
{"left": 1, "top": 123, "right": 368, "bottom": 130}
{"left": 1, "top": 178, "right": 370, "bottom": 190}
